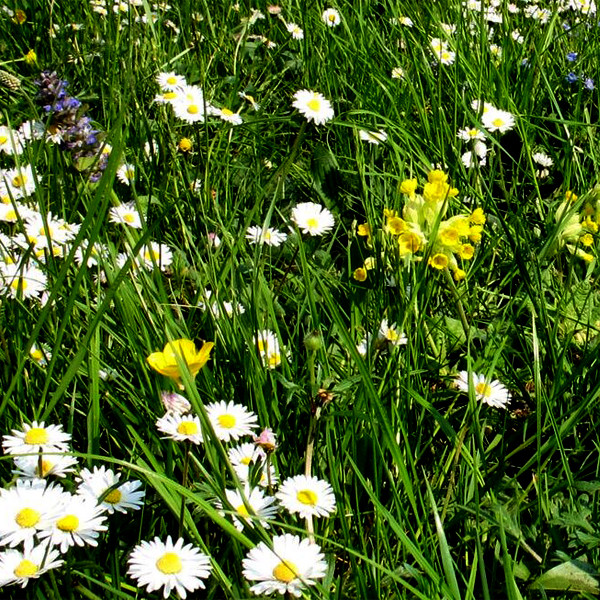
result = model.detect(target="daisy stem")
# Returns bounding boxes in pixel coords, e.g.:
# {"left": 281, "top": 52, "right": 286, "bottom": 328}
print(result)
{"left": 304, "top": 348, "right": 320, "bottom": 540}
{"left": 178, "top": 443, "right": 191, "bottom": 538}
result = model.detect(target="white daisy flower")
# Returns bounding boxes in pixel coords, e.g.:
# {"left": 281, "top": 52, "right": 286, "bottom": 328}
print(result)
{"left": 0, "top": 199, "right": 32, "bottom": 223}
{"left": 2, "top": 421, "right": 71, "bottom": 456}
{"left": 13, "top": 454, "right": 78, "bottom": 479}
{"left": 276, "top": 474, "right": 336, "bottom": 519}
{"left": 172, "top": 84, "right": 206, "bottom": 123}
{"left": 391, "top": 66, "right": 404, "bottom": 79}
{"left": 359, "top": 129, "right": 387, "bottom": 145}
{"left": 218, "top": 484, "right": 278, "bottom": 531}
{"left": 24, "top": 211, "right": 75, "bottom": 249}
{"left": 156, "top": 71, "right": 186, "bottom": 91}
{"left": 0, "top": 125, "right": 22, "bottom": 155}
{"left": 228, "top": 442, "right": 277, "bottom": 488}
{"left": 246, "top": 225, "right": 288, "bottom": 247}
{"left": 205, "top": 401, "right": 258, "bottom": 442}
{"left": 116, "top": 163, "right": 136, "bottom": 185}
{"left": 457, "top": 127, "right": 485, "bottom": 142}
{"left": 2, "top": 164, "right": 36, "bottom": 199}
{"left": 215, "top": 107, "right": 242, "bottom": 125}
{"left": 0, "top": 479, "right": 68, "bottom": 549}
{"left": 290, "top": 202, "right": 335, "bottom": 236}
{"left": 109, "top": 202, "right": 142, "bottom": 228}
{"left": 156, "top": 413, "right": 204, "bottom": 444}
{"left": 454, "top": 371, "right": 511, "bottom": 408}
{"left": 254, "top": 329, "right": 283, "bottom": 369}
{"left": 137, "top": 242, "right": 173, "bottom": 271}
{"left": 377, "top": 319, "right": 407, "bottom": 347}
{"left": 127, "top": 535, "right": 212, "bottom": 598}
{"left": 1, "top": 262, "right": 48, "bottom": 299}
{"left": 76, "top": 466, "right": 145, "bottom": 514}
{"left": 292, "top": 90, "right": 334, "bottom": 125}
{"left": 532, "top": 152, "right": 553, "bottom": 167}
{"left": 154, "top": 89, "right": 184, "bottom": 105}
{"left": 286, "top": 22, "right": 304, "bottom": 39}
{"left": 321, "top": 8, "right": 341, "bottom": 27}
{"left": 197, "top": 290, "right": 245, "bottom": 318}
{"left": 481, "top": 108, "right": 515, "bottom": 133}
{"left": 242, "top": 533, "right": 328, "bottom": 597}
{"left": 74, "top": 240, "right": 109, "bottom": 267}
{"left": 0, "top": 542, "right": 64, "bottom": 588}
{"left": 37, "top": 495, "right": 108, "bottom": 553}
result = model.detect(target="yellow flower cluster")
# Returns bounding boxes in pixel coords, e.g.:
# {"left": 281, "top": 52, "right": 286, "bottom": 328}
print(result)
{"left": 353, "top": 170, "right": 485, "bottom": 282}
{"left": 554, "top": 190, "right": 598, "bottom": 262}
{"left": 390, "top": 171, "right": 483, "bottom": 280}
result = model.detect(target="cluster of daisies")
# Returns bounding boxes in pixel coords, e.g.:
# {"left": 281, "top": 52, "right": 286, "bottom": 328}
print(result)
{"left": 456, "top": 100, "right": 516, "bottom": 169}
{"left": 0, "top": 421, "right": 144, "bottom": 588}
{"left": 146, "top": 377, "right": 336, "bottom": 596}
{"left": 154, "top": 72, "right": 244, "bottom": 126}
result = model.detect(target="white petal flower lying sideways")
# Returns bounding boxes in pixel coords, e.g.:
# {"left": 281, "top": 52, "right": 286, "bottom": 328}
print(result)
{"left": 0, "top": 542, "right": 64, "bottom": 588}
{"left": 128, "top": 536, "right": 212, "bottom": 599}
{"left": 243, "top": 533, "right": 328, "bottom": 597}
{"left": 218, "top": 484, "right": 278, "bottom": 531}
{"left": 76, "top": 466, "right": 145, "bottom": 514}
{"left": 2, "top": 421, "right": 71, "bottom": 456}
{"left": 454, "top": 371, "right": 511, "bottom": 409}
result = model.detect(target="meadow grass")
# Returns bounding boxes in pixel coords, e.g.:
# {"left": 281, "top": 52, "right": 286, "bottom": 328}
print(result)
{"left": 0, "top": 0, "right": 599, "bottom": 598}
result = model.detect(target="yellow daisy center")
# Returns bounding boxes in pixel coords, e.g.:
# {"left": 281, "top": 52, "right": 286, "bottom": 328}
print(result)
{"left": 14, "top": 559, "right": 38, "bottom": 578}
{"left": 328, "top": 13, "right": 336, "bottom": 22}
{"left": 187, "top": 104, "right": 199, "bottom": 114}
{"left": 222, "top": 108, "right": 234, "bottom": 116}
{"left": 31, "top": 348, "right": 44, "bottom": 361}
{"left": 296, "top": 489, "right": 318, "bottom": 505}
{"left": 236, "top": 504, "right": 250, "bottom": 517}
{"left": 38, "top": 459, "right": 53, "bottom": 476}
{"left": 24, "top": 427, "right": 49, "bottom": 445}
{"left": 177, "top": 421, "right": 199, "bottom": 435}
{"left": 156, "top": 552, "right": 182, "bottom": 574}
{"left": 218, "top": 414, "right": 236, "bottom": 429}
{"left": 475, "top": 382, "right": 492, "bottom": 397}
{"left": 306, "top": 217, "right": 319, "bottom": 230}
{"left": 492, "top": 118, "right": 504, "bottom": 128}
{"left": 166, "top": 76, "right": 177, "bottom": 85}
{"left": 11, "top": 278, "right": 26, "bottom": 292}
{"left": 0, "top": 135, "right": 7, "bottom": 144}
{"left": 386, "top": 329, "right": 399, "bottom": 342}
{"left": 104, "top": 489, "right": 122, "bottom": 504}
{"left": 307, "top": 99, "right": 321, "bottom": 112}
{"left": 124, "top": 213, "right": 135, "bottom": 223}
{"left": 16, "top": 507, "right": 40, "bottom": 528}
{"left": 273, "top": 560, "right": 299, "bottom": 583}
{"left": 12, "top": 174, "right": 26, "bottom": 188}
{"left": 57, "top": 514, "right": 79, "bottom": 532}
{"left": 5, "top": 209, "right": 16, "bottom": 220}
{"left": 164, "top": 92, "right": 177, "bottom": 100}
{"left": 241, "top": 457, "right": 252, "bottom": 465}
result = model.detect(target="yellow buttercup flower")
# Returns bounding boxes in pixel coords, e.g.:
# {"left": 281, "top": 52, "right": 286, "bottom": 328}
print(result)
{"left": 147, "top": 339, "right": 214, "bottom": 384}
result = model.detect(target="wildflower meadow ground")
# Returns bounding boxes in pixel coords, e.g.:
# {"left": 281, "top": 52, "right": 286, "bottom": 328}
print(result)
{"left": 0, "top": 0, "right": 599, "bottom": 598}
